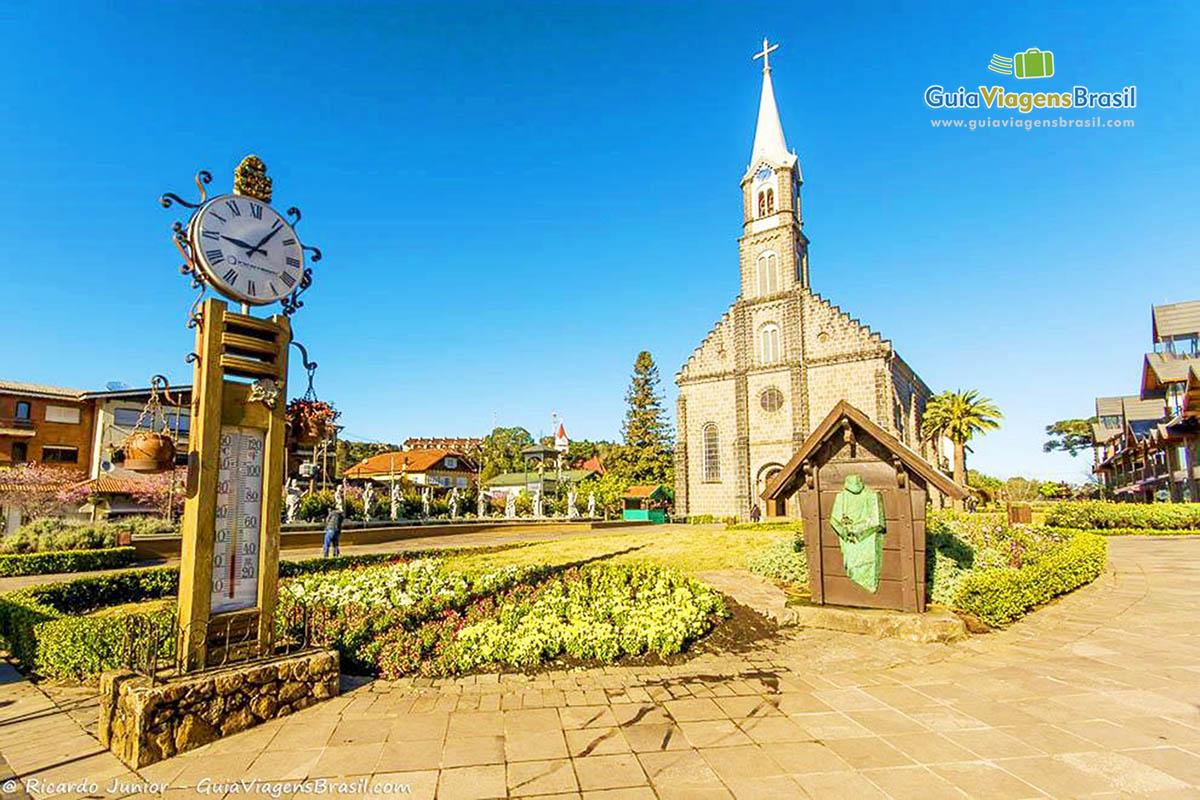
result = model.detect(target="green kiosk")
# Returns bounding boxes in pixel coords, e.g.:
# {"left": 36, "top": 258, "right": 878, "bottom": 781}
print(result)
{"left": 622, "top": 484, "right": 669, "bottom": 523}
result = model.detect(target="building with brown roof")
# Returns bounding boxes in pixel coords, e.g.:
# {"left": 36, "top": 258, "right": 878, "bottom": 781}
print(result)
{"left": 343, "top": 449, "right": 477, "bottom": 489}
{"left": 1093, "top": 300, "right": 1200, "bottom": 501}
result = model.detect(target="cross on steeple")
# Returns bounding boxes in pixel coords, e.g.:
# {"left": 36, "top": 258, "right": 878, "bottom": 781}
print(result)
{"left": 753, "top": 37, "right": 779, "bottom": 72}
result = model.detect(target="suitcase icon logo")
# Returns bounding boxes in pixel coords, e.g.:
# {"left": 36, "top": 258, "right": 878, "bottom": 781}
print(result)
{"left": 1014, "top": 48, "right": 1054, "bottom": 78}
{"left": 987, "top": 48, "right": 1055, "bottom": 79}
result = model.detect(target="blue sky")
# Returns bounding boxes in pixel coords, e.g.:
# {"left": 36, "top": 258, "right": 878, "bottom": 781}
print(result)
{"left": 1, "top": 1, "right": 1196, "bottom": 480}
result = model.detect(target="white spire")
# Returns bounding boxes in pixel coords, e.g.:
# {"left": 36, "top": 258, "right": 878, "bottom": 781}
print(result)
{"left": 749, "top": 38, "right": 795, "bottom": 169}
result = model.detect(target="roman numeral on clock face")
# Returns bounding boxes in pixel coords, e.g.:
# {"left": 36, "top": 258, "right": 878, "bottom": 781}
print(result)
{"left": 286, "top": 257, "right": 300, "bottom": 267}
{"left": 206, "top": 249, "right": 225, "bottom": 264}
{"left": 225, "top": 200, "right": 241, "bottom": 216}
{"left": 250, "top": 203, "right": 263, "bottom": 220}
{"left": 222, "top": 268, "right": 238, "bottom": 284}
{"left": 202, "top": 230, "right": 220, "bottom": 241}
{"left": 279, "top": 272, "right": 295, "bottom": 288}
{"left": 281, "top": 238, "right": 295, "bottom": 246}
{"left": 246, "top": 280, "right": 257, "bottom": 296}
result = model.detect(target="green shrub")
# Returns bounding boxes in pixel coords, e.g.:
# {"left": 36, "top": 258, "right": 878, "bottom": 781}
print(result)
{"left": 298, "top": 490, "right": 335, "bottom": 522}
{"left": 953, "top": 533, "right": 1107, "bottom": 626}
{"left": 2, "top": 519, "right": 117, "bottom": 554}
{"left": 746, "top": 536, "right": 808, "bottom": 584}
{"left": 0, "top": 547, "right": 137, "bottom": 577}
{"left": 1054, "top": 527, "right": 1200, "bottom": 537}
{"left": 687, "top": 515, "right": 716, "bottom": 524}
{"left": 1045, "top": 501, "right": 1200, "bottom": 530}
{"left": 726, "top": 520, "right": 803, "bottom": 531}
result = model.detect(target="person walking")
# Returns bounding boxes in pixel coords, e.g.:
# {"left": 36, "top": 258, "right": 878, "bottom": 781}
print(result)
{"left": 750, "top": 503, "right": 761, "bottom": 523}
{"left": 323, "top": 506, "right": 345, "bottom": 558}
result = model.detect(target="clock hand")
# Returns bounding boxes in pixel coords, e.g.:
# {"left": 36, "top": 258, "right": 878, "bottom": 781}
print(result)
{"left": 219, "top": 234, "right": 266, "bottom": 256}
{"left": 251, "top": 224, "right": 284, "bottom": 252}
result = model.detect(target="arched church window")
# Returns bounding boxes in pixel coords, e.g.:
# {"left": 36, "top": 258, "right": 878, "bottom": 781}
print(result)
{"left": 766, "top": 188, "right": 775, "bottom": 214}
{"left": 757, "top": 251, "right": 778, "bottom": 295}
{"left": 702, "top": 424, "right": 720, "bottom": 482}
{"left": 757, "top": 191, "right": 766, "bottom": 217}
{"left": 759, "top": 323, "right": 781, "bottom": 365}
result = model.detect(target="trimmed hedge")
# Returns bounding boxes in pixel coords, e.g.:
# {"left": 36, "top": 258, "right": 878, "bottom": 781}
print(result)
{"left": 1055, "top": 527, "right": 1200, "bottom": 537}
{"left": 0, "top": 546, "right": 138, "bottom": 578}
{"left": 0, "top": 551, "right": 460, "bottom": 680}
{"left": 726, "top": 520, "right": 803, "bottom": 532}
{"left": 952, "top": 533, "right": 1107, "bottom": 627}
{"left": 1045, "top": 501, "right": 1200, "bottom": 530}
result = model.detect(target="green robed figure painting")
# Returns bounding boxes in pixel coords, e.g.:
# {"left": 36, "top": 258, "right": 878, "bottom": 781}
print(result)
{"left": 829, "top": 475, "right": 887, "bottom": 592}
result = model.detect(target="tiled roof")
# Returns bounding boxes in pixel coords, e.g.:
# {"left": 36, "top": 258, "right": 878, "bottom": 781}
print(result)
{"left": 1091, "top": 423, "right": 1121, "bottom": 444}
{"left": 576, "top": 455, "right": 606, "bottom": 474}
{"left": 0, "top": 380, "right": 84, "bottom": 399}
{"left": 77, "top": 474, "right": 154, "bottom": 494}
{"left": 1095, "top": 396, "right": 1129, "bottom": 418}
{"left": 623, "top": 484, "right": 667, "bottom": 499}
{"left": 1152, "top": 300, "right": 1200, "bottom": 342}
{"left": 1142, "top": 353, "right": 1200, "bottom": 393}
{"left": 344, "top": 449, "right": 475, "bottom": 478}
{"left": 1123, "top": 396, "right": 1167, "bottom": 423}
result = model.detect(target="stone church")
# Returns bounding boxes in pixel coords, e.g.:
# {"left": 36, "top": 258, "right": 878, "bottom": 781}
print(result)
{"left": 674, "top": 45, "right": 935, "bottom": 519}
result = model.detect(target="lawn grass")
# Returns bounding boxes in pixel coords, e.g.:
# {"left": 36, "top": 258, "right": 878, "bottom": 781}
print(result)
{"left": 443, "top": 524, "right": 792, "bottom": 574}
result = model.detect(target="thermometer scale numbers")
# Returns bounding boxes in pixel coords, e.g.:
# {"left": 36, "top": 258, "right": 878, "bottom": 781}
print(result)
{"left": 211, "top": 426, "right": 265, "bottom": 613}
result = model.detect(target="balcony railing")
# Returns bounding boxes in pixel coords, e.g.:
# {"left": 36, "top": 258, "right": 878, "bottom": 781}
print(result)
{"left": 0, "top": 417, "right": 34, "bottom": 430}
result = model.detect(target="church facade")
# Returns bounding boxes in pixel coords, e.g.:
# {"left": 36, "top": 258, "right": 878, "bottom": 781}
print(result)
{"left": 674, "top": 47, "right": 936, "bottom": 519}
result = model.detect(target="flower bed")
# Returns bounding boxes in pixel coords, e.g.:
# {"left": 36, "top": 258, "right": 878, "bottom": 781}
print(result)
{"left": 746, "top": 534, "right": 808, "bottom": 584}
{"left": 279, "top": 560, "right": 725, "bottom": 676}
{"left": 1044, "top": 500, "right": 1200, "bottom": 530}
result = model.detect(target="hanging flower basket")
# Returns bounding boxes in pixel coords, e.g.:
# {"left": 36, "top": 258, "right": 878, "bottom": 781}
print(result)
{"left": 124, "top": 431, "right": 176, "bottom": 473}
{"left": 287, "top": 398, "right": 339, "bottom": 446}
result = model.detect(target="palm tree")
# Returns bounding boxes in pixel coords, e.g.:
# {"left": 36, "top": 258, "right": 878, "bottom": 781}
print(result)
{"left": 922, "top": 390, "right": 1003, "bottom": 509}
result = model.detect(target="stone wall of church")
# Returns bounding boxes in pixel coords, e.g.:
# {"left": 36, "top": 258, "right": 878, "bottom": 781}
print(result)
{"left": 678, "top": 376, "right": 741, "bottom": 518}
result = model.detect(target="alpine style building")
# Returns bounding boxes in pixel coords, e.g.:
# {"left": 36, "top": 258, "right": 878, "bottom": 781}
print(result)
{"left": 675, "top": 42, "right": 936, "bottom": 519}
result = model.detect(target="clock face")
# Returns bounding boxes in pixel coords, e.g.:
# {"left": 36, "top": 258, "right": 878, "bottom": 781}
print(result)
{"left": 191, "top": 194, "right": 304, "bottom": 305}
{"left": 756, "top": 166, "right": 774, "bottom": 182}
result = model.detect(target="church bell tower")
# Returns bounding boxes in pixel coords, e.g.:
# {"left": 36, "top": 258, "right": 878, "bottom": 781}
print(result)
{"left": 739, "top": 39, "right": 809, "bottom": 300}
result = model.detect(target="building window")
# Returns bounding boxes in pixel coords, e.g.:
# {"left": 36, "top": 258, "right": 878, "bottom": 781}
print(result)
{"left": 15, "top": 401, "right": 31, "bottom": 421}
{"left": 44, "top": 405, "right": 81, "bottom": 424}
{"left": 765, "top": 188, "right": 774, "bottom": 214}
{"left": 760, "top": 387, "right": 784, "bottom": 412}
{"left": 456, "top": 476, "right": 467, "bottom": 487}
{"left": 702, "top": 423, "right": 720, "bottom": 482}
{"left": 759, "top": 323, "right": 781, "bottom": 365}
{"left": 41, "top": 446, "right": 78, "bottom": 463}
{"left": 757, "top": 191, "right": 766, "bottom": 217}
{"left": 445, "top": 456, "right": 458, "bottom": 469}
{"left": 11, "top": 442, "right": 27, "bottom": 463}
{"left": 757, "top": 251, "right": 778, "bottom": 295}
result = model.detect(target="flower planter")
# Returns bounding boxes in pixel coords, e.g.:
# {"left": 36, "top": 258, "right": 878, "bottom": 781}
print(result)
{"left": 124, "top": 432, "right": 175, "bottom": 473}
{"left": 286, "top": 399, "right": 339, "bottom": 447}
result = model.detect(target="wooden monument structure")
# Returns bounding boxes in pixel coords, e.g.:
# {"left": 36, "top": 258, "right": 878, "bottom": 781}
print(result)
{"left": 762, "top": 400, "right": 966, "bottom": 613}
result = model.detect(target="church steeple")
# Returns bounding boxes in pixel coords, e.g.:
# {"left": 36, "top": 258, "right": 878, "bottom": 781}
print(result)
{"left": 750, "top": 39, "right": 791, "bottom": 167}
{"left": 740, "top": 38, "right": 809, "bottom": 297}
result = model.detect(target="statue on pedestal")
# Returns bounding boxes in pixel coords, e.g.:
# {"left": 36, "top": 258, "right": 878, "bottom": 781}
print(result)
{"left": 567, "top": 488, "right": 579, "bottom": 519}
{"left": 532, "top": 488, "right": 543, "bottom": 518}
{"left": 449, "top": 486, "right": 460, "bottom": 519}
{"left": 421, "top": 486, "right": 431, "bottom": 518}
{"left": 362, "top": 483, "right": 375, "bottom": 522}
{"left": 505, "top": 492, "right": 516, "bottom": 519}
{"left": 587, "top": 492, "right": 596, "bottom": 518}
{"left": 284, "top": 478, "right": 302, "bottom": 524}
{"left": 334, "top": 480, "right": 346, "bottom": 513}
{"left": 390, "top": 481, "right": 401, "bottom": 522}
{"left": 477, "top": 487, "right": 487, "bottom": 518}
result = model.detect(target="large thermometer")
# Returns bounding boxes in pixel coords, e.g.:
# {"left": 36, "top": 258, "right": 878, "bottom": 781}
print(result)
{"left": 211, "top": 425, "right": 265, "bottom": 614}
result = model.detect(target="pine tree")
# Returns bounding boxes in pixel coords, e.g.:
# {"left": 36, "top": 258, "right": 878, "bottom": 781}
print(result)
{"left": 612, "top": 351, "right": 673, "bottom": 484}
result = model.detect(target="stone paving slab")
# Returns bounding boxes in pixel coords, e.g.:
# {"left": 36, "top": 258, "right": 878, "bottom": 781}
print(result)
{"left": 4, "top": 537, "right": 1200, "bottom": 798}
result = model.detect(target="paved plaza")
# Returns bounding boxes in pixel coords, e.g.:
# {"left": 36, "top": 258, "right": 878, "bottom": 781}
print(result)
{"left": 3, "top": 536, "right": 1200, "bottom": 799}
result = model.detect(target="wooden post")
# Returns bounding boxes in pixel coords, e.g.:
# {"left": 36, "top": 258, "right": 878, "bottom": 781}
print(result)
{"left": 894, "top": 458, "right": 918, "bottom": 613}
{"left": 802, "top": 462, "right": 824, "bottom": 605}
{"left": 177, "top": 299, "right": 289, "bottom": 672}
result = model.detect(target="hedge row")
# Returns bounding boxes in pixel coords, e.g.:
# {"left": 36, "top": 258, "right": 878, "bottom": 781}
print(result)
{"left": 1057, "top": 527, "right": 1200, "bottom": 537}
{"left": 1045, "top": 501, "right": 1200, "bottom": 530}
{"left": 0, "top": 551, "right": 436, "bottom": 680}
{"left": 953, "top": 532, "right": 1108, "bottom": 627}
{"left": 0, "top": 546, "right": 138, "bottom": 577}
{"left": 725, "top": 520, "right": 803, "bottom": 532}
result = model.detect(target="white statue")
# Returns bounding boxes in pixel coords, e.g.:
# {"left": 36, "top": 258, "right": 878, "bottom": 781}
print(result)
{"left": 362, "top": 484, "right": 375, "bottom": 521}
{"left": 390, "top": 481, "right": 401, "bottom": 521}
{"left": 334, "top": 481, "right": 346, "bottom": 513}
{"left": 477, "top": 488, "right": 487, "bottom": 517}
{"left": 449, "top": 487, "right": 459, "bottom": 519}
{"left": 587, "top": 492, "right": 596, "bottom": 518}
{"left": 284, "top": 478, "right": 302, "bottom": 524}
{"left": 505, "top": 492, "right": 516, "bottom": 519}
{"left": 567, "top": 488, "right": 579, "bottom": 519}
{"left": 532, "top": 488, "right": 543, "bottom": 518}
{"left": 421, "top": 486, "right": 431, "bottom": 518}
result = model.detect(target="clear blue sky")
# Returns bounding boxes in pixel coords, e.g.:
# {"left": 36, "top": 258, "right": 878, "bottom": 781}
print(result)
{"left": 1, "top": 1, "right": 1196, "bottom": 480}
